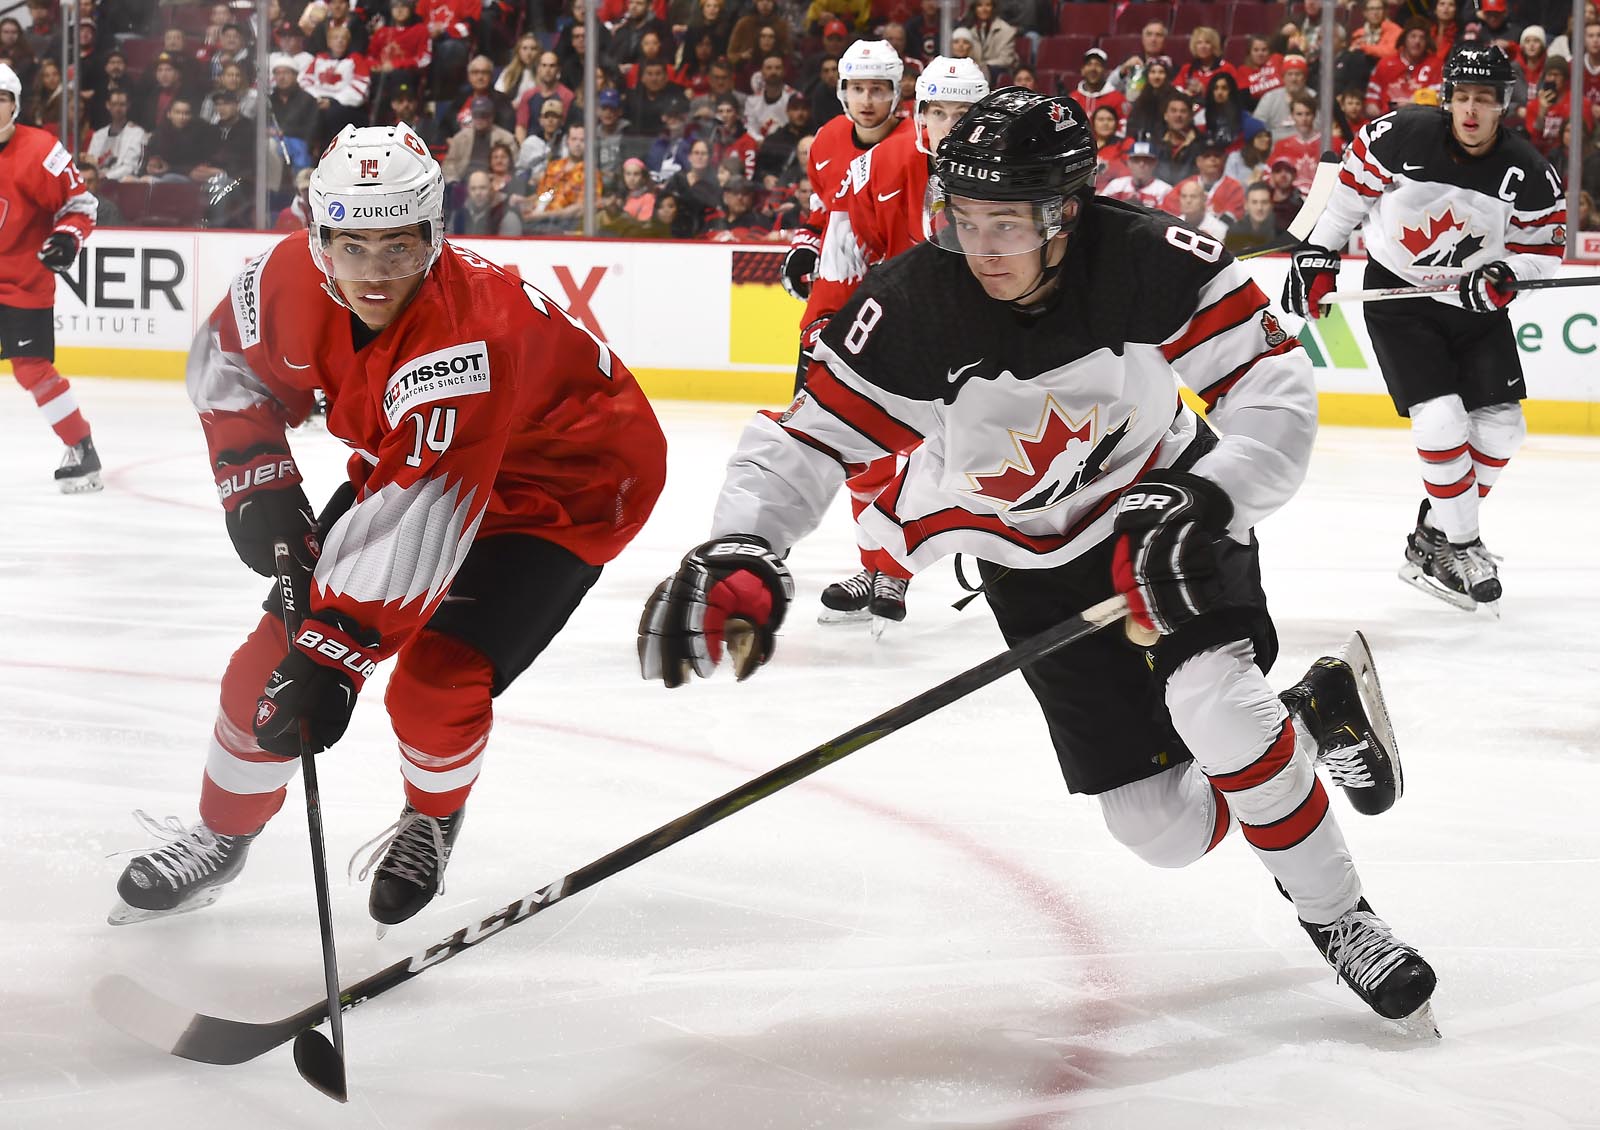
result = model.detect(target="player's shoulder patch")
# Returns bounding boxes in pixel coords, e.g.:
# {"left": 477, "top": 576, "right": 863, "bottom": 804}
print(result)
{"left": 42, "top": 141, "right": 72, "bottom": 177}
{"left": 230, "top": 250, "right": 272, "bottom": 350}
{"left": 381, "top": 340, "right": 492, "bottom": 427}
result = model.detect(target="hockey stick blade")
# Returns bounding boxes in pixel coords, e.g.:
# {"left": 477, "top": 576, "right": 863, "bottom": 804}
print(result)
{"left": 93, "top": 597, "right": 1132, "bottom": 1068}
{"left": 293, "top": 1029, "right": 347, "bottom": 1102}
{"left": 1286, "top": 150, "right": 1340, "bottom": 243}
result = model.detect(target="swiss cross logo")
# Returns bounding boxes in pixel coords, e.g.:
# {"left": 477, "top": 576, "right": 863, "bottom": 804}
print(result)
{"left": 402, "top": 131, "right": 429, "bottom": 158}
{"left": 255, "top": 699, "right": 276, "bottom": 727}
{"left": 360, "top": 158, "right": 379, "bottom": 179}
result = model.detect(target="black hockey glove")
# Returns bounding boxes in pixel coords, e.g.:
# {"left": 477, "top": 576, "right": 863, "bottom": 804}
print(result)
{"left": 639, "top": 534, "right": 794, "bottom": 689}
{"left": 214, "top": 444, "right": 319, "bottom": 577}
{"left": 780, "top": 233, "right": 820, "bottom": 301}
{"left": 1459, "top": 261, "right": 1516, "bottom": 314}
{"left": 1282, "top": 244, "right": 1340, "bottom": 320}
{"left": 254, "top": 614, "right": 380, "bottom": 756}
{"left": 1111, "top": 470, "right": 1235, "bottom": 638}
{"left": 37, "top": 231, "right": 79, "bottom": 273}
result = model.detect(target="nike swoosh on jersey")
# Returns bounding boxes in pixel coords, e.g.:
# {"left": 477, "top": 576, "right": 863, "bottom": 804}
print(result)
{"left": 946, "top": 359, "right": 982, "bottom": 382}
{"left": 16, "top": 339, "right": 32, "bottom": 348}
{"left": 877, "top": 190, "right": 901, "bottom": 202}
{"left": 815, "top": 158, "right": 833, "bottom": 169}
{"left": 1402, "top": 162, "right": 1424, "bottom": 171}
{"left": 283, "top": 357, "right": 312, "bottom": 369}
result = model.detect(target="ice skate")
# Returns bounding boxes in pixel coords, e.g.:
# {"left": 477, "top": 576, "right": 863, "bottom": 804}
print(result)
{"left": 54, "top": 436, "right": 102, "bottom": 494}
{"left": 108, "top": 811, "right": 259, "bottom": 925}
{"left": 818, "top": 568, "right": 874, "bottom": 625}
{"left": 1302, "top": 898, "right": 1439, "bottom": 1033}
{"left": 869, "top": 572, "right": 908, "bottom": 637}
{"left": 354, "top": 804, "right": 465, "bottom": 936}
{"left": 1398, "top": 500, "right": 1497, "bottom": 614}
{"left": 1280, "top": 631, "right": 1401, "bottom": 815}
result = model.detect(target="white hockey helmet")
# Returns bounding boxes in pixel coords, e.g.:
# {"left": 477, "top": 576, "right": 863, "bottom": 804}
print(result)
{"left": 914, "top": 56, "right": 989, "bottom": 155}
{"left": 0, "top": 62, "right": 22, "bottom": 105}
{"left": 308, "top": 122, "right": 445, "bottom": 287}
{"left": 837, "top": 39, "right": 904, "bottom": 120}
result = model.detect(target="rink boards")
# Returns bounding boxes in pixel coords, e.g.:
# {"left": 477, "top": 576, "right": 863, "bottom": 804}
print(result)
{"left": 8, "top": 228, "right": 1600, "bottom": 434}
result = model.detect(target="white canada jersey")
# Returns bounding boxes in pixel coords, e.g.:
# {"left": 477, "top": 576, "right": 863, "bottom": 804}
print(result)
{"left": 1308, "top": 105, "right": 1565, "bottom": 306}
{"left": 711, "top": 199, "right": 1317, "bottom": 573}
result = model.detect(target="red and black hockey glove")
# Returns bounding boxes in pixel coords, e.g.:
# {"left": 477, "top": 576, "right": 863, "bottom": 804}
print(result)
{"left": 1111, "top": 470, "right": 1235, "bottom": 638}
{"left": 1282, "top": 244, "right": 1340, "bottom": 320}
{"left": 1459, "top": 261, "right": 1516, "bottom": 314}
{"left": 781, "top": 232, "right": 820, "bottom": 301}
{"left": 214, "top": 444, "right": 319, "bottom": 577}
{"left": 638, "top": 535, "right": 794, "bottom": 689}
{"left": 254, "top": 615, "right": 381, "bottom": 756}
{"left": 37, "top": 231, "right": 80, "bottom": 273}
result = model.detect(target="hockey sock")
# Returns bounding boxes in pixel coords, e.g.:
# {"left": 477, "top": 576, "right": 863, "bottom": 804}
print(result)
{"left": 11, "top": 357, "right": 90, "bottom": 446}
{"left": 1409, "top": 394, "right": 1479, "bottom": 544}
{"left": 1167, "top": 642, "right": 1361, "bottom": 925}
{"left": 1467, "top": 402, "right": 1526, "bottom": 500}
{"left": 387, "top": 630, "right": 496, "bottom": 818}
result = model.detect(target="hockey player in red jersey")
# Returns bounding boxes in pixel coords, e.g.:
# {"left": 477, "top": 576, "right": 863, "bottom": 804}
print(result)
{"left": 807, "top": 56, "right": 989, "bottom": 627}
{"left": 0, "top": 62, "right": 102, "bottom": 492}
{"left": 778, "top": 40, "right": 907, "bottom": 322}
{"left": 642, "top": 89, "right": 1437, "bottom": 1031}
{"left": 1284, "top": 44, "right": 1562, "bottom": 614}
{"left": 112, "top": 123, "right": 666, "bottom": 928}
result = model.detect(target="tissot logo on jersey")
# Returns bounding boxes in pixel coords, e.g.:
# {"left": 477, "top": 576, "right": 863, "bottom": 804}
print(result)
{"left": 965, "top": 395, "right": 1134, "bottom": 515}
{"left": 382, "top": 340, "right": 492, "bottom": 426}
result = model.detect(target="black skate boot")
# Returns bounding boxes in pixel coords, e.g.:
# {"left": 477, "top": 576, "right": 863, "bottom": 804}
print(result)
{"left": 1279, "top": 631, "right": 1401, "bottom": 816}
{"left": 1430, "top": 539, "right": 1502, "bottom": 612}
{"left": 109, "top": 811, "right": 259, "bottom": 925}
{"left": 1302, "top": 898, "right": 1438, "bottom": 1029}
{"left": 357, "top": 804, "right": 465, "bottom": 933}
{"left": 819, "top": 568, "right": 873, "bottom": 624}
{"left": 54, "top": 435, "right": 103, "bottom": 494}
{"left": 869, "top": 571, "right": 908, "bottom": 635}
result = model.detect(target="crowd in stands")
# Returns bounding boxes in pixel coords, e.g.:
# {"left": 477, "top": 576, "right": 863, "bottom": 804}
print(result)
{"left": 1, "top": 0, "right": 1595, "bottom": 239}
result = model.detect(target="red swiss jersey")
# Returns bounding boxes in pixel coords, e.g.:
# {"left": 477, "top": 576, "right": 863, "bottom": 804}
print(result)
{"left": 810, "top": 125, "right": 928, "bottom": 323}
{"left": 190, "top": 234, "right": 666, "bottom": 658}
{"left": 0, "top": 123, "right": 97, "bottom": 308}
{"left": 795, "top": 114, "right": 912, "bottom": 328}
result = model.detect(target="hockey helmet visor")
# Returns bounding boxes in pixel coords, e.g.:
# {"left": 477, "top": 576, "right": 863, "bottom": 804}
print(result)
{"left": 1441, "top": 42, "right": 1516, "bottom": 108}
{"left": 926, "top": 183, "right": 1067, "bottom": 257}
{"left": 310, "top": 123, "right": 444, "bottom": 282}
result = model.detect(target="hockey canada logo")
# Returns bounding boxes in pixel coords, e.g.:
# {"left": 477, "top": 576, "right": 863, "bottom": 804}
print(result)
{"left": 1260, "top": 310, "right": 1288, "bottom": 347}
{"left": 1398, "top": 207, "right": 1485, "bottom": 268}
{"left": 778, "top": 394, "right": 807, "bottom": 423}
{"left": 965, "top": 396, "right": 1134, "bottom": 516}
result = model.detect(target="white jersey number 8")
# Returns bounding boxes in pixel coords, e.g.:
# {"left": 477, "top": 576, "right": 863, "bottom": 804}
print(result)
{"left": 1164, "top": 226, "right": 1224, "bottom": 263}
{"left": 843, "top": 297, "right": 884, "bottom": 354}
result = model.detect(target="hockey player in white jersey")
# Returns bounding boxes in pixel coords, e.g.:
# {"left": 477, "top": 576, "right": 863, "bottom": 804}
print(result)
{"left": 641, "top": 89, "right": 1437, "bottom": 1029}
{"left": 1283, "top": 43, "right": 1564, "bottom": 613}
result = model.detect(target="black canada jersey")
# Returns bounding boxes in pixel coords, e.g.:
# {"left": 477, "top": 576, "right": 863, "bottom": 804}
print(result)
{"left": 710, "top": 198, "right": 1318, "bottom": 572}
{"left": 1309, "top": 105, "right": 1565, "bottom": 303}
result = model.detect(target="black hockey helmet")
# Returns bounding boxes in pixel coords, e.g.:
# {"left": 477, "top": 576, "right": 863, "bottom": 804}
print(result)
{"left": 1441, "top": 42, "right": 1516, "bottom": 108}
{"left": 928, "top": 87, "right": 1097, "bottom": 257}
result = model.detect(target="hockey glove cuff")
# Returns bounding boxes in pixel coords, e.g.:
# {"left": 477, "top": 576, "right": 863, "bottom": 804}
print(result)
{"left": 38, "top": 231, "right": 80, "bottom": 273}
{"left": 1283, "top": 245, "right": 1340, "bottom": 320}
{"left": 639, "top": 535, "right": 795, "bottom": 689}
{"left": 781, "top": 237, "right": 820, "bottom": 301}
{"left": 215, "top": 444, "right": 319, "bottom": 576}
{"left": 255, "top": 615, "right": 380, "bottom": 757}
{"left": 1111, "top": 471, "right": 1235, "bottom": 637}
{"left": 1459, "top": 261, "right": 1515, "bottom": 314}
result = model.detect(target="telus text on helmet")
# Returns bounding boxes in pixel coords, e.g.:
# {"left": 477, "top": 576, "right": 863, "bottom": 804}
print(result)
{"left": 945, "top": 163, "right": 1001, "bottom": 182}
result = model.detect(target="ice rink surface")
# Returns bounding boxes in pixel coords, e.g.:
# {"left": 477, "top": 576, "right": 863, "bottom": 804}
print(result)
{"left": 2, "top": 378, "right": 1598, "bottom": 1130}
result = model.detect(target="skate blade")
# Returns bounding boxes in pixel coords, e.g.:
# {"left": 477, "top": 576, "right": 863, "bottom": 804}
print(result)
{"left": 1396, "top": 1000, "right": 1442, "bottom": 1039}
{"left": 871, "top": 615, "right": 890, "bottom": 639}
{"left": 1339, "top": 630, "right": 1401, "bottom": 804}
{"left": 107, "top": 890, "right": 223, "bottom": 926}
{"left": 59, "top": 473, "right": 104, "bottom": 494}
{"left": 1397, "top": 564, "right": 1478, "bottom": 612}
{"left": 817, "top": 607, "right": 873, "bottom": 626}
{"left": 375, "top": 922, "right": 390, "bottom": 941}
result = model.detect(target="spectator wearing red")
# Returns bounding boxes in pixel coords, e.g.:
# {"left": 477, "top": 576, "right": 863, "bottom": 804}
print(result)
{"left": 1162, "top": 135, "right": 1245, "bottom": 222}
{"left": 1429, "top": 0, "right": 1461, "bottom": 59}
{"left": 1463, "top": 0, "right": 1521, "bottom": 49}
{"left": 446, "top": 55, "right": 516, "bottom": 136}
{"left": 1174, "top": 27, "right": 1237, "bottom": 100}
{"left": 1352, "top": 0, "right": 1402, "bottom": 61}
{"left": 808, "top": 20, "right": 852, "bottom": 87}
{"left": 1329, "top": 87, "right": 1370, "bottom": 155}
{"left": 1238, "top": 37, "right": 1282, "bottom": 108}
{"left": 274, "top": 167, "right": 315, "bottom": 229}
{"left": 1072, "top": 48, "right": 1126, "bottom": 126}
{"left": 1526, "top": 59, "right": 1594, "bottom": 157}
{"left": 1515, "top": 26, "right": 1549, "bottom": 91}
{"left": 708, "top": 92, "right": 759, "bottom": 180}
{"left": 1365, "top": 19, "right": 1441, "bottom": 117}
{"left": 1255, "top": 54, "right": 1312, "bottom": 143}
{"left": 418, "top": 0, "right": 481, "bottom": 98}
{"left": 1268, "top": 93, "right": 1322, "bottom": 194}
{"left": 619, "top": 157, "right": 659, "bottom": 220}
{"left": 368, "top": 0, "right": 433, "bottom": 89}
{"left": 628, "top": 29, "right": 678, "bottom": 88}
{"left": 134, "top": 53, "right": 192, "bottom": 133}
{"left": 675, "top": 29, "right": 721, "bottom": 99}
{"left": 1101, "top": 137, "right": 1172, "bottom": 208}
{"left": 599, "top": 0, "right": 667, "bottom": 23}
{"left": 1090, "top": 103, "right": 1129, "bottom": 189}
{"left": 1584, "top": 23, "right": 1600, "bottom": 116}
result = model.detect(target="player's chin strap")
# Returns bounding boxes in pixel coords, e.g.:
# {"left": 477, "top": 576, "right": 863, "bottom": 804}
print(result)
{"left": 1007, "top": 194, "right": 1083, "bottom": 315}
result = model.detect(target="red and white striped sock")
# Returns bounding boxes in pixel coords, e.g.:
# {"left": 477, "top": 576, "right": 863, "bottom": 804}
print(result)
{"left": 11, "top": 357, "right": 91, "bottom": 447}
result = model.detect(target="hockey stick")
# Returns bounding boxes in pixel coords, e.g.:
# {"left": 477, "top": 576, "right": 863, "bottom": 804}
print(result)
{"left": 92, "top": 594, "right": 1134, "bottom": 1072}
{"left": 272, "top": 542, "right": 348, "bottom": 1104}
{"left": 1323, "top": 274, "right": 1600, "bottom": 304}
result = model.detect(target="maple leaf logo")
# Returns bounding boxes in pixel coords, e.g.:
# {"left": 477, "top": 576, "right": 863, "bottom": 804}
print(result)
{"left": 966, "top": 396, "right": 1096, "bottom": 508}
{"left": 1398, "top": 208, "right": 1465, "bottom": 257}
